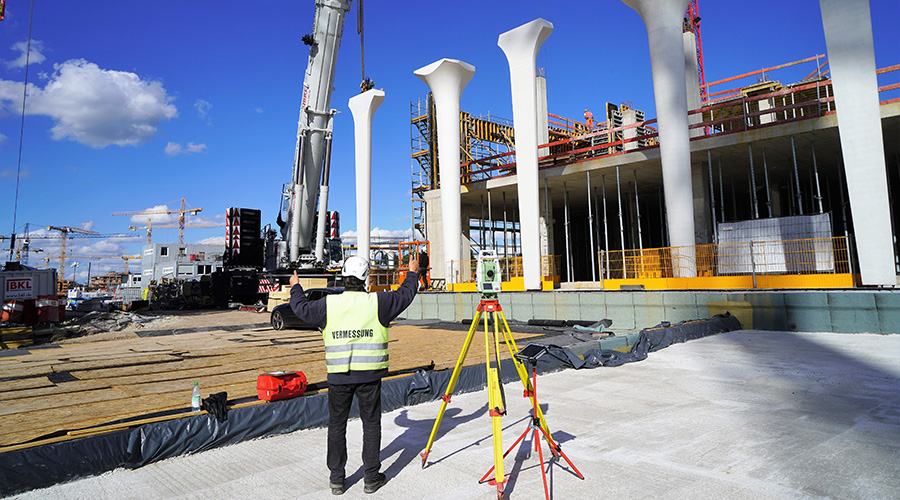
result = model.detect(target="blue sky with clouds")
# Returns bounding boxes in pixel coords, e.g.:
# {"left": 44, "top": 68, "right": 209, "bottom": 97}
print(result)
{"left": 1, "top": 0, "right": 897, "bottom": 282}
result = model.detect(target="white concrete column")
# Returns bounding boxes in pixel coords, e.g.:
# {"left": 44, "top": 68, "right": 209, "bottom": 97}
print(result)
{"left": 537, "top": 75, "right": 550, "bottom": 157}
{"left": 819, "top": 0, "right": 894, "bottom": 286}
{"left": 623, "top": 0, "right": 696, "bottom": 277}
{"left": 414, "top": 59, "right": 475, "bottom": 284}
{"left": 683, "top": 31, "right": 703, "bottom": 138}
{"left": 348, "top": 89, "right": 385, "bottom": 269}
{"left": 498, "top": 18, "right": 554, "bottom": 290}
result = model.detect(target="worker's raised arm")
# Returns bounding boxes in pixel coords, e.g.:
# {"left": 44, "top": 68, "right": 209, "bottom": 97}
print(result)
{"left": 376, "top": 264, "right": 419, "bottom": 327}
{"left": 288, "top": 271, "right": 327, "bottom": 329}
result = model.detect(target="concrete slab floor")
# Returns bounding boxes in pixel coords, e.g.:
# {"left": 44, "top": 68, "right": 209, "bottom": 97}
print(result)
{"left": 12, "top": 330, "right": 900, "bottom": 500}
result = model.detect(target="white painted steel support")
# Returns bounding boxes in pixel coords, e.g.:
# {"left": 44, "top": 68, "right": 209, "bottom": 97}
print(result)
{"left": 314, "top": 132, "right": 334, "bottom": 264}
{"left": 498, "top": 18, "right": 553, "bottom": 290}
{"left": 623, "top": 0, "right": 696, "bottom": 277}
{"left": 348, "top": 89, "right": 385, "bottom": 272}
{"left": 414, "top": 59, "right": 475, "bottom": 284}
{"left": 820, "top": 0, "right": 894, "bottom": 285}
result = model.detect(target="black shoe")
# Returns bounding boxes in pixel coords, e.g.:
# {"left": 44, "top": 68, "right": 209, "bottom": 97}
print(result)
{"left": 330, "top": 481, "right": 344, "bottom": 495}
{"left": 363, "top": 473, "right": 386, "bottom": 494}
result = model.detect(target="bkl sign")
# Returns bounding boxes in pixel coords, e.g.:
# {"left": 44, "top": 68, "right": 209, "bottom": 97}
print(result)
{"left": 5, "top": 277, "right": 33, "bottom": 299}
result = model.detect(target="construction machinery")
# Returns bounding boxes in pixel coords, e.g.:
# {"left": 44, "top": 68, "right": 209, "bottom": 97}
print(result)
{"left": 214, "top": 0, "right": 365, "bottom": 308}
{"left": 270, "top": 0, "right": 354, "bottom": 273}
{"left": 112, "top": 198, "right": 202, "bottom": 245}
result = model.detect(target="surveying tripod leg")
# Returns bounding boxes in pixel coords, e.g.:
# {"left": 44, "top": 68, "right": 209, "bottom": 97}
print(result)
{"left": 497, "top": 309, "right": 555, "bottom": 450}
{"left": 421, "top": 308, "right": 482, "bottom": 468}
{"left": 487, "top": 365, "right": 506, "bottom": 497}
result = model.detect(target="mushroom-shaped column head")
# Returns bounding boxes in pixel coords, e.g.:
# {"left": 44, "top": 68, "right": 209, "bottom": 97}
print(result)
{"left": 414, "top": 59, "right": 475, "bottom": 284}
{"left": 348, "top": 89, "right": 385, "bottom": 271}
{"left": 498, "top": 18, "right": 553, "bottom": 290}
{"left": 622, "top": 0, "right": 696, "bottom": 276}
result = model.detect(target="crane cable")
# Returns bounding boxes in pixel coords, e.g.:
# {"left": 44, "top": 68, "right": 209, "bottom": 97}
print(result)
{"left": 357, "top": 0, "right": 364, "bottom": 82}
{"left": 9, "top": 0, "right": 36, "bottom": 258}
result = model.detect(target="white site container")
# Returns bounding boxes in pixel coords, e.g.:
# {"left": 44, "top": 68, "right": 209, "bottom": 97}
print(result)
{"left": 0, "top": 269, "right": 58, "bottom": 303}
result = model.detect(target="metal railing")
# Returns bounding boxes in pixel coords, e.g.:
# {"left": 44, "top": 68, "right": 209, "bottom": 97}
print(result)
{"left": 599, "top": 236, "right": 851, "bottom": 284}
{"left": 459, "top": 60, "right": 900, "bottom": 184}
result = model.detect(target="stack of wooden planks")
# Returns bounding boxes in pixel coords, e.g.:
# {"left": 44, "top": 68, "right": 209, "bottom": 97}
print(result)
{"left": 0, "top": 317, "right": 540, "bottom": 452}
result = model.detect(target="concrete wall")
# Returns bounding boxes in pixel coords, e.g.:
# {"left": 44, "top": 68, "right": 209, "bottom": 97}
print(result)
{"left": 403, "top": 290, "right": 900, "bottom": 334}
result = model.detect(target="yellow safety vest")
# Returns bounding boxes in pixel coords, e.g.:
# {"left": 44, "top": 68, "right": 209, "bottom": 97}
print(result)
{"left": 323, "top": 292, "right": 389, "bottom": 373}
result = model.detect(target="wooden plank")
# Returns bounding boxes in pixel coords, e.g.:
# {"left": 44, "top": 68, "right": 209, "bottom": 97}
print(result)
{"left": 69, "top": 347, "right": 312, "bottom": 380}
{"left": 0, "top": 393, "right": 187, "bottom": 447}
{"left": 0, "top": 353, "right": 182, "bottom": 376}
{"left": 0, "top": 376, "right": 55, "bottom": 393}
{"left": 0, "top": 379, "right": 111, "bottom": 402}
{"left": 0, "top": 387, "right": 130, "bottom": 417}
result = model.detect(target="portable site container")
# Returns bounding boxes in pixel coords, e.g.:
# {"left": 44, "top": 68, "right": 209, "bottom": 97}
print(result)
{"left": 0, "top": 269, "right": 58, "bottom": 303}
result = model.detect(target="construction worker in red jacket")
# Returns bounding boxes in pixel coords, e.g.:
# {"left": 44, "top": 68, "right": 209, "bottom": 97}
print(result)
{"left": 289, "top": 256, "right": 419, "bottom": 495}
{"left": 584, "top": 109, "right": 594, "bottom": 132}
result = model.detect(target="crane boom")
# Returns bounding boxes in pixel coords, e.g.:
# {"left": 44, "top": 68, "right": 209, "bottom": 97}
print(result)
{"left": 283, "top": 0, "right": 352, "bottom": 267}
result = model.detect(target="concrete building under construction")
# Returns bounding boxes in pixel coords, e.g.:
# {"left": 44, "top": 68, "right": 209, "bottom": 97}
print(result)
{"left": 411, "top": 0, "right": 899, "bottom": 294}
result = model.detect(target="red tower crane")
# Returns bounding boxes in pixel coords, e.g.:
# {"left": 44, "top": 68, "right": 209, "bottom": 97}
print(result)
{"left": 685, "top": 0, "right": 707, "bottom": 102}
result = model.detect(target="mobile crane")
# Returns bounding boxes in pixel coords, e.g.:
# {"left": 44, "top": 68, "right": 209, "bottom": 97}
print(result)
{"left": 219, "top": 0, "right": 360, "bottom": 305}
{"left": 273, "top": 0, "right": 353, "bottom": 271}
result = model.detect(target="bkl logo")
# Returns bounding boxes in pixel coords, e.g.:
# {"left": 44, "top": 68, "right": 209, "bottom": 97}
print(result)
{"left": 6, "top": 278, "right": 31, "bottom": 292}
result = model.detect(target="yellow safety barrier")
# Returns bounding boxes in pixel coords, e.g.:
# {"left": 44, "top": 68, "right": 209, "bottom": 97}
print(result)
{"left": 447, "top": 256, "right": 560, "bottom": 292}
{"left": 598, "top": 236, "right": 854, "bottom": 290}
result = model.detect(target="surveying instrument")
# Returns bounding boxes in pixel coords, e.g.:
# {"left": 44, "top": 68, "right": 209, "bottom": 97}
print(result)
{"left": 420, "top": 250, "right": 583, "bottom": 499}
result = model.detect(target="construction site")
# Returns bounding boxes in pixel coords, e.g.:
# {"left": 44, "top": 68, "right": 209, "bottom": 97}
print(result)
{"left": 1, "top": 0, "right": 899, "bottom": 498}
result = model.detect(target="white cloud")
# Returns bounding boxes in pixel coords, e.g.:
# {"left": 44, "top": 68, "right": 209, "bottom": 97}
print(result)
{"left": 195, "top": 236, "right": 226, "bottom": 245}
{"left": 165, "top": 141, "right": 207, "bottom": 156}
{"left": 7, "top": 40, "right": 46, "bottom": 68}
{"left": 0, "top": 132, "right": 6, "bottom": 143}
{"left": 186, "top": 142, "right": 207, "bottom": 153}
{"left": 129, "top": 204, "right": 179, "bottom": 225}
{"left": 255, "top": 107, "right": 264, "bottom": 113}
{"left": 80, "top": 220, "right": 95, "bottom": 231}
{"left": 194, "top": 99, "right": 212, "bottom": 124}
{"left": 126, "top": 204, "right": 219, "bottom": 227}
{"left": 341, "top": 227, "right": 412, "bottom": 241}
{"left": 0, "top": 168, "right": 29, "bottom": 178}
{"left": 0, "top": 59, "right": 177, "bottom": 148}
{"left": 164, "top": 142, "right": 182, "bottom": 156}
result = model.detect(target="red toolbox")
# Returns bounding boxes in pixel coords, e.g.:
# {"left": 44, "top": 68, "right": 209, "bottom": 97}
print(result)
{"left": 257, "top": 371, "right": 307, "bottom": 401}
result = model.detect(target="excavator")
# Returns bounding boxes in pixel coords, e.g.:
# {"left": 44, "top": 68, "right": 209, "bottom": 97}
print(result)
{"left": 221, "top": 0, "right": 365, "bottom": 305}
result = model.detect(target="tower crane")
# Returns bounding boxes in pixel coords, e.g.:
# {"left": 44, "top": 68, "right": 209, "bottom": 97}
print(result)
{"left": 112, "top": 198, "right": 202, "bottom": 245}
{"left": 127, "top": 220, "right": 224, "bottom": 245}
{"left": 41, "top": 253, "right": 141, "bottom": 274}
{"left": 46, "top": 226, "right": 100, "bottom": 287}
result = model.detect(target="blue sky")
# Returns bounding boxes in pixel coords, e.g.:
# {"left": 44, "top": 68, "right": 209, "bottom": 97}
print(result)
{"left": 1, "top": 0, "right": 897, "bottom": 281}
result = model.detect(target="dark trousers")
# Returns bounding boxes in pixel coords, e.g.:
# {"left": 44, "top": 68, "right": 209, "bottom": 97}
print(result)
{"left": 327, "top": 380, "right": 382, "bottom": 484}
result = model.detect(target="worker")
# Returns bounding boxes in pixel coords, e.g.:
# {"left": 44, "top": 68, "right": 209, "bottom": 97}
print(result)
{"left": 360, "top": 77, "right": 375, "bottom": 93}
{"left": 583, "top": 109, "right": 594, "bottom": 132}
{"left": 289, "top": 256, "right": 420, "bottom": 495}
{"left": 417, "top": 249, "right": 430, "bottom": 290}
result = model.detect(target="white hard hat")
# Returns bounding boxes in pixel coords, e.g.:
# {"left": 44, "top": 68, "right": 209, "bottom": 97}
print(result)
{"left": 342, "top": 256, "right": 370, "bottom": 281}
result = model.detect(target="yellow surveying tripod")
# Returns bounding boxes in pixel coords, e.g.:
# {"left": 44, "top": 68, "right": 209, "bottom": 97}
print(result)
{"left": 420, "top": 298, "right": 559, "bottom": 498}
